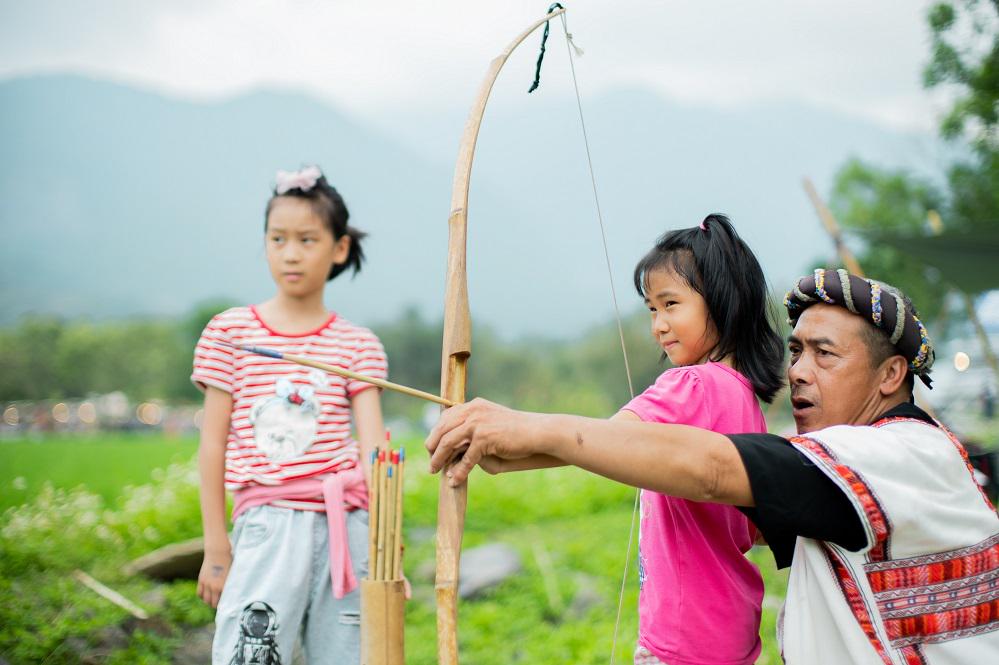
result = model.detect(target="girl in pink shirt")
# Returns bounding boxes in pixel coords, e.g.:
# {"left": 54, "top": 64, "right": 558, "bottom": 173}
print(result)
{"left": 465, "top": 214, "right": 783, "bottom": 664}
{"left": 620, "top": 214, "right": 784, "bottom": 665}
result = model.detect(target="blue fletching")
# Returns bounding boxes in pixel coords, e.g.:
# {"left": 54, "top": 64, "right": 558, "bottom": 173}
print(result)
{"left": 246, "top": 345, "right": 284, "bottom": 359}
{"left": 388, "top": 466, "right": 393, "bottom": 478}
{"left": 399, "top": 447, "right": 405, "bottom": 462}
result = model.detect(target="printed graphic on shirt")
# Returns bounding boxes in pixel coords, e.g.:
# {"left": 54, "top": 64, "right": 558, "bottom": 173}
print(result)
{"left": 249, "top": 374, "right": 326, "bottom": 461}
{"left": 192, "top": 307, "right": 389, "bottom": 496}
{"left": 230, "top": 601, "right": 282, "bottom": 665}
{"left": 638, "top": 490, "right": 651, "bottom": 590}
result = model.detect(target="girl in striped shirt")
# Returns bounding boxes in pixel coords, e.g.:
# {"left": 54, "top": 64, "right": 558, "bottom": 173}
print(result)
{"left": 192, "top": 166, "right": 386, "bottom": 665}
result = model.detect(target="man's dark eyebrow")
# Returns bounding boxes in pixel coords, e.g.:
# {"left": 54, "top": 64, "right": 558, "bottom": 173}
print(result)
{"left": 788, "top": 334, "right": 836, "bottom": 347}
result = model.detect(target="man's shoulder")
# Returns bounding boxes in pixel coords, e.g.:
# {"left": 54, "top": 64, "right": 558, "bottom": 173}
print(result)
{"left": 794, "top": 416, "right": 946, "bottom": 458}
{"left": 796, "top": 403, "right": 940, "bottom": 450}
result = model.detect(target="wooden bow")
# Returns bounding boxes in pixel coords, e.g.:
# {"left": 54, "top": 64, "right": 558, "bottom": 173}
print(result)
{"left": 435, "top": 7, "right": 568, "bottom": 664}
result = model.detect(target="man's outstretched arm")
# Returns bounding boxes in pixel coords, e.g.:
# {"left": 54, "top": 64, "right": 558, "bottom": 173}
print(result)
{"left": 425, "top": 398, "right": 755, "bottom": 506}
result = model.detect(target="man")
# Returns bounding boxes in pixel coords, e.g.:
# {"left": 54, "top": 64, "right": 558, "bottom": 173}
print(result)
{"left": 426, "top": 269, "right": 999, "bottom": 664}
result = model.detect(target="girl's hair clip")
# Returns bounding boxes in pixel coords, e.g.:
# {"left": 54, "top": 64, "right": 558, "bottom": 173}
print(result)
{"left": 699, "top": 219, "right": 708, "bottom": 231}
{"left": 275, "top": 165, "right": 322, "bottom": 194}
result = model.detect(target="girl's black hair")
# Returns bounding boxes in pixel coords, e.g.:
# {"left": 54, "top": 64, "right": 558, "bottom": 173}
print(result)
{"left": 264, "top": 171, "right": 366, "bottom": 280}
{"left": 633, "top": 214, "right": 784, "bottom": 403}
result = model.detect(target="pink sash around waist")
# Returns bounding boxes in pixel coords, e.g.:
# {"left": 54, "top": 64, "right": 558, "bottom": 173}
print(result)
{"left": 231, "top": 465, "right": 368, "bottom": 599}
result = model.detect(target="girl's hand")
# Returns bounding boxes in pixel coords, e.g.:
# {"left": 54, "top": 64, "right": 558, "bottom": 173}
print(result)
{"left": 197, "top": 546, "right": 232, "bottom": 608}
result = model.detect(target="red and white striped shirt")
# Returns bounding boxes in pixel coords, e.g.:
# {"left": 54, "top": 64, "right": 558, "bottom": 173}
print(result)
{"left": 192, "top": 306, "right": 387, "bottom": 511}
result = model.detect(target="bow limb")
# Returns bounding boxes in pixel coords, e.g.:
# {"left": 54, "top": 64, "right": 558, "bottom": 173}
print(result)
{"left": 435, "top": 7, "right": 568, "bottom": 665}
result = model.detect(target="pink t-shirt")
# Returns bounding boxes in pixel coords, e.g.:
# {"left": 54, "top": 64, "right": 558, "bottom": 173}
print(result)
{"left": 622, "top": 362, "right": 765, "bottom": 665}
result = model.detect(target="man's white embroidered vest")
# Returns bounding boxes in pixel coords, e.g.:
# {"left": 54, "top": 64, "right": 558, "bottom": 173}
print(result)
{"left": 781, "top": 417, "right": 999, "bottom": 664}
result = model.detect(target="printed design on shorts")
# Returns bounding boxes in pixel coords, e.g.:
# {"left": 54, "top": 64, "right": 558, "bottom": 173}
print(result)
{"left": 249, "top": 372, "right": 327, "bottom": 461}
{"left": 230, "top": 601, "right": 282, "bottom": 665}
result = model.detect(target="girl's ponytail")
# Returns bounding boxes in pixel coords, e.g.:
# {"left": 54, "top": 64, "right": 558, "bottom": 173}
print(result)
{"left": 330, "top": 225, "right": 368, "bottom": 280}
{"left": 634, "top": 214, "right": 785, "bottom": 403}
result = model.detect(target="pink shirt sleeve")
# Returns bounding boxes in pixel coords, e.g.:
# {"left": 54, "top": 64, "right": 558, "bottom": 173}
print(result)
{"left": 191, "top": 314, "right": 235, "bottom": 394}
{"left": 347, "top": 328, "right": 388, "bottom": 397}
{"left": 620, "top": 367, "right": 712, "bottom": 428}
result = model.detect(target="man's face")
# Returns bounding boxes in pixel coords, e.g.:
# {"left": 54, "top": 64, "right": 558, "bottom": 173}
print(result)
{"left": 787, "top": 304, "right": 883, "bottom": 434}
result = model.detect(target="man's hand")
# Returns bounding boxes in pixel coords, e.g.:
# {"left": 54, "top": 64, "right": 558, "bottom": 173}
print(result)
{"left": 197, "top": 546, "right": 232, "bottom": 608}
{"left": 425, "top": 398, "right": 549, "bottom": 485}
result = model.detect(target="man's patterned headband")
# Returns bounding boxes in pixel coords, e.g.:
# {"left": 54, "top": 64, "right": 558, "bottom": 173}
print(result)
{"left": 784, "top": 269, "right": 934, "bottom": 388}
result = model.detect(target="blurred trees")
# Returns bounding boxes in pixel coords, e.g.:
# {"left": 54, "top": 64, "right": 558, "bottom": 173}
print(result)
{"left": 0, "top": 303, "right": 665, "bottom": 420}
{"left": 365, "top": 306, "right": 662, "bottom": 421}
{"left": 924, "top": 0, "right": 999, "bottom": 148}
{"left": 829, "top": 158, "right": 950, "bottom": 321}
{"left": 827, "top": 1, "right": 998, "bottom": 327}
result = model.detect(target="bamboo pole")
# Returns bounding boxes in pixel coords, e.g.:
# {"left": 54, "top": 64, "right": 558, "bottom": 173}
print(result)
{"left": 803, "top": 177, "right": 865, "bottom": 277}
{"left": 803, "top": 178, "right": 938, "bottom": 417}
{"left": 73, "top": 570, "right": 149, "bottom": 620}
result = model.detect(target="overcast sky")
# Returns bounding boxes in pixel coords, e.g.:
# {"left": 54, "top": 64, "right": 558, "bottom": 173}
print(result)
{"left": 1, "top": 0, "right": 949, "bottom": 132}
{"left": 3, "top": 0, "right": 996, "bottom": 374}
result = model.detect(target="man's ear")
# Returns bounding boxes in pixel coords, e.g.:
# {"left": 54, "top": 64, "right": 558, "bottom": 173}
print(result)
{"left": 879, "top": 355, "right": 909, "bottom": 396}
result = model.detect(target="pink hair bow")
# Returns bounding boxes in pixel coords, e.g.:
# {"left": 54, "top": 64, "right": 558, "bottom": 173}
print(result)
{"left": 275, "top": 165, "right": 322, "bottom": 194}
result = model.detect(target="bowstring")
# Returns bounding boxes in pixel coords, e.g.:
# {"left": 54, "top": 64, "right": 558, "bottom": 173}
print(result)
{"left": 557, "top": 12, "right": 639, "bottom": 665}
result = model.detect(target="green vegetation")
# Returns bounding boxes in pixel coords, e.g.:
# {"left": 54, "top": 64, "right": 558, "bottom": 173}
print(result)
{"left": 0, "top": 434, "right": 197, "bottom": 511}
{"left": 1, "top": 434, "right": 787, "bottom": 664}
{"left": 828, "top": 2, "right": 999, "bottom": 324}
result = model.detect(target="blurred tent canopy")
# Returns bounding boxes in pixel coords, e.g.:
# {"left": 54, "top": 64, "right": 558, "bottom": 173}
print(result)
{"left": 856, "top": 226, "right": 999, "bottom": 294}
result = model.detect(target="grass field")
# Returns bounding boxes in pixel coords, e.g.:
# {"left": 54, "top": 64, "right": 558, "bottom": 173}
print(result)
{"left": 0, "top": 433, "right": 199, "bottom": 511}
{"left": 0, "top": 433, "right": 787, "bottom": 664}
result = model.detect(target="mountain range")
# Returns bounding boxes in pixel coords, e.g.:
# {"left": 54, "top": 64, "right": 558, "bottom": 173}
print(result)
{"left": 1, "top": 74, "right": 947, "bottom": 337}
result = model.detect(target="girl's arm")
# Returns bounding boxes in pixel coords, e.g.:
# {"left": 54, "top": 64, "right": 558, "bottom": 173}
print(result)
{"left": 351, "top": 387, "right": 386, "bottom": 485}
{"left": 478, "top": 409, "right": 640, "bottom": 474}
{"left": 197, "top": 386, "right": 234, "bottom": 608}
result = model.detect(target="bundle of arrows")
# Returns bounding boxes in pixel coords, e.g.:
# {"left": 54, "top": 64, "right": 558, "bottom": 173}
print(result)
{"left": 368, "top": 435, "right": 405, "bottom": 581}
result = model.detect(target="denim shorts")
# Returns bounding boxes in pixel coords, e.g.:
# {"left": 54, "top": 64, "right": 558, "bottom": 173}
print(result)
{"left": 212, "top": 505, "right": 369, "bottom": 665}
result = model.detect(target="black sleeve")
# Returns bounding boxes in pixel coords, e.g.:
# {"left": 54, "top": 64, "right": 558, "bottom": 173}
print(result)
{"left": 729, "top": 433, "right": 867, "bottom": 569}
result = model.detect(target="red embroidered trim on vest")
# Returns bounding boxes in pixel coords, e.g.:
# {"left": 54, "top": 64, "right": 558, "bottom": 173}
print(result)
{"left": 864, "top": 534, "right": 999, "bottom": 648}
{"left": 792, "top": 436, "right": 892, "bottom": 561}
{"left": 823, "top": 547, "right": 894, "bottom": 665}
{"left": 899, "top": 644, "right": 928, "bottom": 665}
{"left": 799, "top": 422, "right": 999, "bottom": 656}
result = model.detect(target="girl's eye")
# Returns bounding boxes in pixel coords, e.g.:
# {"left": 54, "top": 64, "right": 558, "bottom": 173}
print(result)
{"left": 270, "top": 236, "right": 284, "bottom": 243}
{"left": 302, "top": 237, "right": 316, "bottom": 244}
